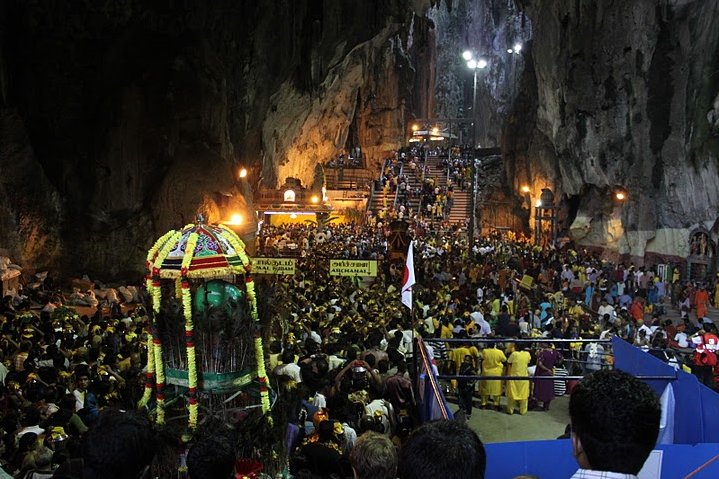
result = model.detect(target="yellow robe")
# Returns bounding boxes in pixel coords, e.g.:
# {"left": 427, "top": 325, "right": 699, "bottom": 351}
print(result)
{"left": 506, "top": 350, "right": 531, "bottom": 401}
{"left": 480, "top": 347, "right": 507, "bottom": 397}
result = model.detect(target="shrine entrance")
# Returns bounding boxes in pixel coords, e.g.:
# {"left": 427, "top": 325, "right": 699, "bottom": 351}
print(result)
{"left": 687, "top": 227, "right": 716, "bottom": 282}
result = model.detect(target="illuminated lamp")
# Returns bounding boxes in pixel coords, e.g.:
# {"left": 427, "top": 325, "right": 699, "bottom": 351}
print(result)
{"left": 284, "top": 190, "right": 296, "bottom": 202}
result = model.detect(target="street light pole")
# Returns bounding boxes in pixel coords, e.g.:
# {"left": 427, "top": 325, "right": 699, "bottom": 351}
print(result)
{"left": 471, "top": 67, "right": 478, "bottom": 148}
{"left": 463, "top": 51, "right": 487, "bottom": 246}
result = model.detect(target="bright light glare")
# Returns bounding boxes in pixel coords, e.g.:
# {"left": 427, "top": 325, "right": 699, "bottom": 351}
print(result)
{"left": 239, "top": 168, "right": 248, "bottom": 178}
{"left": 467, "top": 59, "right": 477, "bottom": 69}
{"left": 521, "top": 185, "right": 530, "bottom": 193}
{"left": 311, "top": 195, "right": 320, "bottom": 204}
{"left": 431, "top": 127, "right": 439, "bottom": 135}
{"left": 507, "top": 49, "right": 513, "bottom": 53}
{"left": 615, "top": 192, "right": 626, "bottom": 201}
{"left": 411, "top": 124, "right": 419, "bottom": 131}
{"left": 514, "top": 43, "right": 522, "bottom": 52}
{"left": 227, "top": 214, "right": 242, "bottom": 225}
{"left": 535, "top": 200, "right": 542, "bottom": 207}
{"left": 290, "top": 213, "right": 297, "bottom": 219}
{"left": 462, "top": 50, "right": 473, "bottom": 61}
{"left": 477, "top": 59, "right": 488, "bottom": 69}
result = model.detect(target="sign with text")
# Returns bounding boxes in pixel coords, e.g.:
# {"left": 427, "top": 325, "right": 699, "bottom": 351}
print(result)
{"left": 253, "top": 257, "right": 296, "bottom": 275}
{"left": 329, "top": 259, "right": 378, "bottom": 277}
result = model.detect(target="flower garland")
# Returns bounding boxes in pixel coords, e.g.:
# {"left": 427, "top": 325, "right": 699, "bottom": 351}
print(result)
{"left": 244, "top": 272, "right": 269, "bottom": 417}
{"left": 138, "top": 332, "right": 156, "bottom": 408}
{"left": 174, "top": 277, "right": 183, "bottom": 299}
{"left": 150, "top": 230, "right": 182, "bottom": 313}
{"left": 254, "top": 335, "right": 271, "bottom": 416}
{"left": 146, "top": 229, "right": 177, "bottom": 266}
{"left": 217, "top": 224, "right": 251, "bottom": 270}
{"left": 180, "top": 232, "right": 200, "bottom": 429}
{"left": 154, "top": 331, "right": 166, "bottom": 424}
{"left": 245, "top": 276, "right": 259, "bottom": 322}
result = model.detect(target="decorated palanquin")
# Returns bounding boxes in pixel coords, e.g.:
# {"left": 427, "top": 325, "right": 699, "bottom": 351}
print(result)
{"left": 138, "top": 217, "right": 271, "bottom": 431}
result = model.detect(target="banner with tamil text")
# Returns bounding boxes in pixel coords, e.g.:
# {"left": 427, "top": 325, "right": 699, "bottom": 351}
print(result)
{"left": 329, "top": 259, "right": 378, "bottom": 277}
{"left": 252, "top": 257, "right": 296, "bottom": 275}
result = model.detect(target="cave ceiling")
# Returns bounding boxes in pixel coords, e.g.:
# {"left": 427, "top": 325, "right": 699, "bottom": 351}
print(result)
{"left": 0, "top": 0, "right": 717, "bottom": 278}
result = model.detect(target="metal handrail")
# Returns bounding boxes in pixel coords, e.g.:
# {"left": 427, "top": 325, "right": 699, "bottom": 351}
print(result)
{"left": 436, "top": 374, "right": 677, "bottom": 381}
{"left": 424, "top": 338, "right": 612, "bottom": 344}
{"left": 393, "top": 162, "right": 403, "bottom": 210}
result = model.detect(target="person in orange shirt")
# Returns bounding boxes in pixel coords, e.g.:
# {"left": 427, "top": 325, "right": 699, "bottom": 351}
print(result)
{"left": 694, "top": 285, "right": 709, "bottom": 320}
{"left": 630, "top": 297, "right": 644, "bottom": 322}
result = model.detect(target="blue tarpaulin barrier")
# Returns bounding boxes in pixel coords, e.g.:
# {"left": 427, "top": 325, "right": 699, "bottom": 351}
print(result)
{"left": 612, "top": 336, "right": 719, "bottom": 444}
{"left": 484, "top": 440, "right": 719, "bottom": 478}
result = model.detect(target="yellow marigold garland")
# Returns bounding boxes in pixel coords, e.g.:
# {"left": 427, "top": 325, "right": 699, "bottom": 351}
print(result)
{"left": 153, "top": 333, "right": 166, "bottom": 424}
{"left": 150, "top": 230, "right": 182, "bottom": 313}
{"left": 255, "top": 335, "right": 271, "bottom": 416}
{"left": 174, "top": 278, "right": 183, "bottom": 300}
{"left": 179, "top": 232, "right": 200, "bottom": 429}
{"left": 217, "top": 224, "right": 251, "bottom": 270}
{"left": 145, "top": 277, "right": 153, "bottom": 300}
{"left": 146, "top": 229, "right": 177, "bottom": 265}
{"left": 245, "top": 277, "right": 259, "bottom": 321}
{"left": 138, "top": 332, "right": 156, "bottom": 408}
{"left": 181, "top": 276, "right": 199, "bottom": 429}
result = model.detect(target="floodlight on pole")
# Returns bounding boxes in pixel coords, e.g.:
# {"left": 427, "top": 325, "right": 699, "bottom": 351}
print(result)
{"left": 462, "top": 50, "right": 473, "bottom": 61}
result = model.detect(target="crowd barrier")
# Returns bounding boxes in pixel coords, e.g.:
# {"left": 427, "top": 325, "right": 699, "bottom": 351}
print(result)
{"left": 612, "top": 336, "right": 719, "bottom": 445}
{"left": 484, "top": 440, "right": 719, "bottom": 478}
{"left": 413, "top": 336, "right": 719, "bottom": 477}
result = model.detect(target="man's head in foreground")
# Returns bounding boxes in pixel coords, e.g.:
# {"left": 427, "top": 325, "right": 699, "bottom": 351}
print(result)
{"left": 569, "top": 369, "right": 660, "bottom": 475}
{"left": 398, "top": 419, "right": 485, "bottom": 479}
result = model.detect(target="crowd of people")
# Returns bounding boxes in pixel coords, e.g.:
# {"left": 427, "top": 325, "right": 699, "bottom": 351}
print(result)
{"left": 1, "top": 195, "right": 718, "bottom": 477}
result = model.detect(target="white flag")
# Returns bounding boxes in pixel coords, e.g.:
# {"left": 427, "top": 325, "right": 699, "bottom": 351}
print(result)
{"left": 401, "top": 242, "right": 416, "bottom": 309}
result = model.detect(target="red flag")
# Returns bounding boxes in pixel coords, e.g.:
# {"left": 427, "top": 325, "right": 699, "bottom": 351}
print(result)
{"left": 402, "top": 242, "right": 416, "bottom": 309}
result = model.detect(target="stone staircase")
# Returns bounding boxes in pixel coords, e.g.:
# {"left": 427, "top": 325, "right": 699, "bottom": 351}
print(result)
{"left": 425, "top": 156, "right": 448, "bottom": 189}
{"left": 365, "top": 154, "right": 475, "bottom": 227}
{"left": 404, "top": 167, "right": 424, "bottom": 217}
{"left": 448, "top": 189, "right": 471, "bottom": 225}
{"left": 368, "top": 185, "right": 396, "bottom": 215}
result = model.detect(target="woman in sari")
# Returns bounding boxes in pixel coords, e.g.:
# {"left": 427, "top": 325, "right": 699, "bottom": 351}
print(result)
{"left": 534, "top": 343, "right": 563, "bottom": 411}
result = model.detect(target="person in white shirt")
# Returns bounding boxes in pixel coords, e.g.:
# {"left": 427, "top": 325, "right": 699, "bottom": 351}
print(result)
{"left": 274, "top": 350, "right": 302, "bottom": 383}
{"left": 597, "top": 300, "right": 616, "bottom": 324}
{"left": 636, "top": 320, "right": 653, "bottom": 339}
{"left": 674, "top": 328, "right": 689, "bottom": 348}
{"left": 72, "top": 372, "right": 90, "bottom": 412}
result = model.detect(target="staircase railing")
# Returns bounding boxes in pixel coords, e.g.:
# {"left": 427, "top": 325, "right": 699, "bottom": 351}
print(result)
{"left": 393, "top": 162, "right": 404, "bottom": 210}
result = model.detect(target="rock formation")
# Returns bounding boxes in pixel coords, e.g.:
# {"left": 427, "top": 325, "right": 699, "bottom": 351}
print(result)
{"left": 1, "top": 0, "right": 718, "bottom": 279}
{"left": 505, "top": 0, "right": 719, "bottom": 263}
{"left": 0, "top": 1, "right": 434, "bottom": 278}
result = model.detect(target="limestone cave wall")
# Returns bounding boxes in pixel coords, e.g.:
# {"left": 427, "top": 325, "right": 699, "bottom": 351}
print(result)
{"left": 505, "top": 0, "right": 719, "bottom": 262}
{"left": 0, "top": 0, "right": 434, "bottom": 278}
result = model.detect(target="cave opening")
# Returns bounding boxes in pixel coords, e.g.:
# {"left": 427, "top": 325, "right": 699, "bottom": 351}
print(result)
{"left": 563, "top": 192, "right": 582, "bottom": 233}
